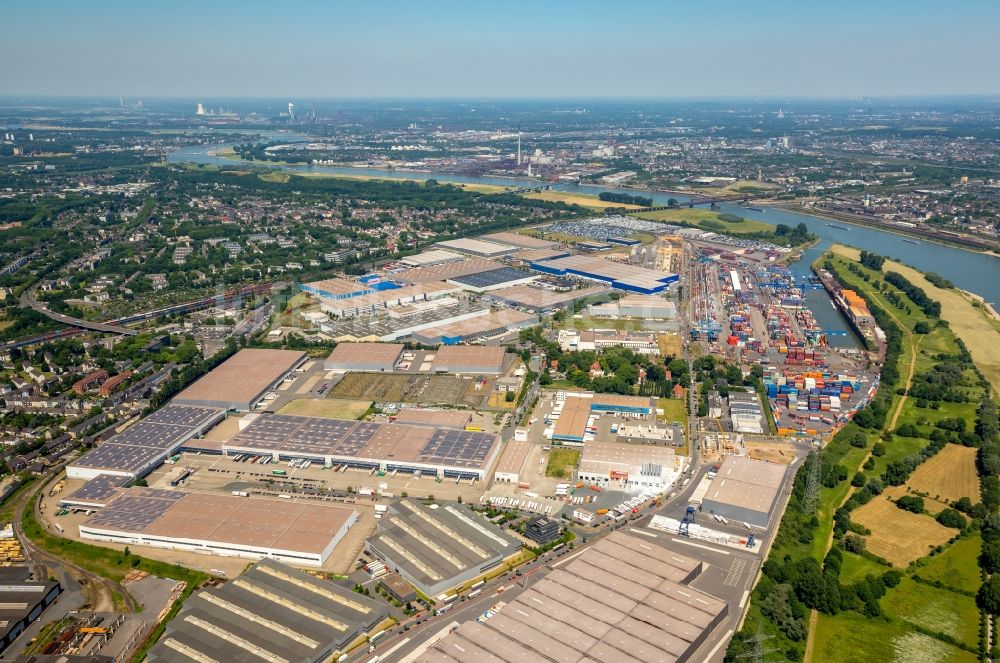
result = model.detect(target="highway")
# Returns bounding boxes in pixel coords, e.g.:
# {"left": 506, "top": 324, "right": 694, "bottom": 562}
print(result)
{"left": 20, "top": 286, "right": 137, "bottom": 336}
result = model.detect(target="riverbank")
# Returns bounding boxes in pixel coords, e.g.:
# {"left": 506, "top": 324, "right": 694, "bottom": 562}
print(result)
{"left": 829, "top": 244, "right": 1000, "bottom": 393}
{"left": 769, "top": 201, "right": 1000, "bottom": 255}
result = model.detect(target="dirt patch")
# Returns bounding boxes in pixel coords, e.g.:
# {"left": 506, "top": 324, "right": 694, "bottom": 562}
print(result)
{"left": 329, "top": 372, "right": 488, "bottom": 406}
{"left": 746, "top": 442, "right": 797, "bottom": 465}
{"left": 278, "top": 398, "right": 371, "bottom": 419}
{"left": 852, "top": 496, "right": 956, "bottom": 566}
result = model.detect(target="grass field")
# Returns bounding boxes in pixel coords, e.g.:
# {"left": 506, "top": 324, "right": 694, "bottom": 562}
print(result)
{"left": 884, "top": 577, "right": 980, "bottom": 647}
{"left": 278, "top": 398, "right": 371, "bottom": 419}
{"left": 838, "top": 550, "right": 890, "bottom": 584}
{"left": 904, "top": 444, "right": 979, "bottom": 504}
{"left": 632, "top": 208, "right": 774, "bottom": 234}
{"left": 545, "top": 447, "right": 581, "bottom": 478}
{"left": 831, "top": 245, "right": 1000, "bottom": 393}
{"left": 657, "top": 333, "right": 682, "bottom": 356}
{"left": 657, "top": 397, "right": 688, "bottom": 426}
{"left": 813, "top": 610, "right": 977, "bottom": 663}
{"left": 852, "top": 496, "right": 956, "bottom": 566}
{"left": 916, "top": 534, "right": 981, "bottom": 594}
{"left": 523, "top": 190, "right": 644, "bottom": 209}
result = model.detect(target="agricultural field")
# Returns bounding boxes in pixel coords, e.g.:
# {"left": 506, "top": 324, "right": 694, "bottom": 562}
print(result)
{"left": 904, "top": 444, "right": 979, "bottom": 505}
{"left": 915, "top": 534, "right": 981, "bottom": 594}
{"left": 852, "top": 497, "right": 957, "bottom": 566}
{"left": 632, "top": 208, "right": 774, "bottom": 234}
{"left": 277, "top": 398, "right": 371, "bottom": 420}
{"left": 545, "top": 447, "right": 581, "bottom": 479}
{"left": 329, "top": 372, "right": 488, "bottom": 407}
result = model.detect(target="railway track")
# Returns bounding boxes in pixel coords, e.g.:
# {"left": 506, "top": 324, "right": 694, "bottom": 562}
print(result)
{"left": 11, "top": 474, "right": 137, "bottom": 614}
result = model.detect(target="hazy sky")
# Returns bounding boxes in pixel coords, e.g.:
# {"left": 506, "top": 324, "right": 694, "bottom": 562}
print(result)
{"left": 3, "top": 0, "right": 999, "bottom": 98}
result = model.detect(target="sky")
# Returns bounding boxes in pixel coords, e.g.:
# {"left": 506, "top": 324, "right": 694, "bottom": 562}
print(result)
{"left": 2, "top": 0, "right": 999, "bottom": 98}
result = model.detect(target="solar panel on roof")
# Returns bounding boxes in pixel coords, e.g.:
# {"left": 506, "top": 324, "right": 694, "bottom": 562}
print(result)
{"left": 451, "top": 267, "right": 532, "bottom": 289}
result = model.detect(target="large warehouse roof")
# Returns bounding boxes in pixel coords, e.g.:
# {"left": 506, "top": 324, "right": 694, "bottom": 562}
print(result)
{"left": 172, "top": 349, "right": 307, "bottom": 410}
{"left": 80, "top": 489, "right": 357, "bottom": 565}
{"left": 393, "top": 258, "right": 501, "bottom": 285}
{"left": 401, "top": 249, "right": 466, "bottom": 267}
{"left": 531, "top": 254, "right": 678, "bottom": 294}
{"left": 436, "top": 238, "right": 518, "bottom": 258}
{"left": 226, "top": 413, "right": 499, "bottom": 477}
{"left": 702, "top": 456, "right": 785, "bottom": 524}
{"left": 415, "top": 531, "right": 724, "bottom": 663}
{"left": 489, "top": 284, "right": 611, "bottom": 311}
{"left": 412, "top": 309, "right": 537, "bottom": 345}
{"left": 368, "top": 500, "right": 519, "bottom": 595}
{"left": 432, "top": 345, "right": 507, "bottom": 374}
{"left": 147, "top": 559, "right": 387, "bottom": 663}
{"left": 448, "top": 266, "right": 536, "bottom": 292}
{"left": 325, "top": 342, "right": 404, "bottom": 371}
{"left": 67, "top": 405, "right": 224, "bottom": 479}
{"left": 579, "top": 439, "right": 677, "bottom": 476}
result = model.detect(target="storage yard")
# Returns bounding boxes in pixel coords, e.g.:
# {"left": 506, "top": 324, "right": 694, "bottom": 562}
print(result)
{"left": 329, "top": 372, "right": 490, "bottom": 407}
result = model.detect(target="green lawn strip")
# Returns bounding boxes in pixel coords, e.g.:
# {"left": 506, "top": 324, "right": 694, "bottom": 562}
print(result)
{"left": 810, "top": 445, "right": 870, "bottom": 562}
{"left": 913, "top": 534, "right": 982, "bottom": 595}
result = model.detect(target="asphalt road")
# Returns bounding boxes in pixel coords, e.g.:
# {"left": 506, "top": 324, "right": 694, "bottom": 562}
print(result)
{"left": 20, "top": 285, "right": 136, "bottom": 335}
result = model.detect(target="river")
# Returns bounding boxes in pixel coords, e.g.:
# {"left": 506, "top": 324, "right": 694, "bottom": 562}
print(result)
{"left": 168, "top": 142, "right": 999, "bottom": 345}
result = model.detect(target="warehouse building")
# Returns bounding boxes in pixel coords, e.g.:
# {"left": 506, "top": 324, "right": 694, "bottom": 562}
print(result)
{"left": 400, "top": 249, "right": 465, "bottom": 267}
{"left": 530, "top": 254, "right": 679, "bottom": 294}
{"left": 318, "top": 281, "right": 461, "bottom": 318}
{"left": 431, "top": 345, "right": 507, "bottom": 375}
{"left": 414, "top": 531, "right": 725, "bottom": 663}
{"left": 366, "top": 499, "right": 520, "bottom": 597}
{"left": 79, "top": 489, "right": 359, "bottom": 567}
{"left": 589, "top": 294, "right": 678, "bottom": 319}
{"left": 701, "top": 456, "right": 786, "bottom": 527}
{"left": 67, "top": 406, "right": 224, "bottom": 480}
{"left": 492, "top": 438, "right": 531, "bottom": 484}
{"left": 147, "top": 559, "right": 387, "bottom": 663}
{"left": 224, "top": 413, "right": 500, "bottom": 480}
{"left": 410, "top": 309, "right": 538, "bottom": 345}
{"left": 60, "top": 474, "right": 128, "bottom": 510}
{"left": 0, "top": 581, "right": 62, "bottom": 655}
{"left": 172, "top": 349, "right": 307, "bottom": 411}
{"left": 301, "top": 276, "right": 394, "bottom": 301}
{"left": 728, "top": 389, "right": 765, "bottom": 434}
{"left": 549, "top": 393, "right": 657, "bottom": 443}
{"left": 446, "top": 266, "right": 537, "bottom": 293}
{"left": 325, "top": 342, "right": 404, "bottom": 372}
{"left": 558, "top": 329, "right": 660, "bottom": 354}
{"left": 436, "top": 238, "right": 518, "bottom": 258}
{"left": 577, "top": 439, "right": 682, "bottom": 494}
{"left": 321, "top": 303, "right": 492, "bottom": 343}
{"left": 487, "top": 284, "right": 611, "bottom": 312}
{"left": 393, "top": 258, "right": 501, "bottom": 285}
